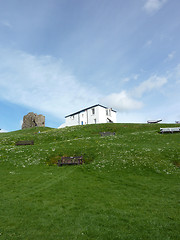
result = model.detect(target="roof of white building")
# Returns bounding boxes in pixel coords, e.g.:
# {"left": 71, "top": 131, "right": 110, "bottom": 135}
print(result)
{"left": 65, "top": 104, "right": 116, "bottom": 118}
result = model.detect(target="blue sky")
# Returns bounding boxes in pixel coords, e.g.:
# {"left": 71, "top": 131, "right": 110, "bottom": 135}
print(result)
{"left": 0, "top": 0, "right": 180, "bottom": 132}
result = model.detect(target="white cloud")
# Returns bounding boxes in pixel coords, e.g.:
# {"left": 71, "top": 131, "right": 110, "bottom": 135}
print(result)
{"left": 133, "top": 75, "right": 167, "bottom": 97}
{"left": 143, "top": 0, "right": 168, "bottom": 13}
{"left": 0, "top": 129, "right": 8, "bottom": 133}
{"left": 144, "top": 40, "right": 152, "bottom": 47}
{"left": 101, "top": 74, "right": 168, "bottom": 112}
{"left": 133, "top": 74, "right": 139, "bottom": 80}
{"left": 0, "top": 48, "right": 99, "bottom": 119}
{"left": 164, "top": 51, "right": 176, "bottom": 62}
{"left": 1, "top": 20, "right": 12, "bottom": 28}
{"left": 168, "top": 51, "right": 175, "bottom": 60}
{"left": 122, "top": 77, "right": 130, "bottom": 83}
{"left": 0, "top": 47, "right": 177, "bottom": 125}
{"left": 101, "top": 91, "right": 143, "bottom": 112}
{"left": 121, "top": 74, "right": 139, "bottom": 84}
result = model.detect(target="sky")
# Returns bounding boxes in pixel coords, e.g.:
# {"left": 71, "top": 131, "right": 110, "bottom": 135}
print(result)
{"left": 0, "top": 0, "right": 180, "bottom": 132}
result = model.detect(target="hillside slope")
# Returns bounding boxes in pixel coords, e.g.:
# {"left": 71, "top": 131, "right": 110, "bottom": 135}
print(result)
{"left": 0, "top": 123, "right": 179, "bottom": 240}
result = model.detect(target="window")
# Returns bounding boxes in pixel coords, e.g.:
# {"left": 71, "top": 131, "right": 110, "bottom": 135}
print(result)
{"left": 94, "top": 119, "right": 96, "bottom": 124}
{"left": 71, "top": 115, "right": 74, "bottom": 120}
{"left": 106, "top": 109, "right": 111, "bottom": 116}
{"left": 92, "top": 108, "right": 95, "bottom": 115}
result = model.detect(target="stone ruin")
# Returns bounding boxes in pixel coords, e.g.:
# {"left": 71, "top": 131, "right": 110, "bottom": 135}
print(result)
{"left": 22, "top": 112, "right": 45, "bottom": 129}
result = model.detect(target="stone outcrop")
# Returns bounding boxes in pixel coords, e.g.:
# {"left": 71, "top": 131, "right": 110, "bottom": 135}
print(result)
{"left": 22, "top": 112, "right": 45, "bottom": 129}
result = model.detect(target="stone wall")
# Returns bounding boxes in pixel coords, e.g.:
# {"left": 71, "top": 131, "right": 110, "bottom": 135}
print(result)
{"left": 22, "top": 112, "right": 45, "bottom": 129}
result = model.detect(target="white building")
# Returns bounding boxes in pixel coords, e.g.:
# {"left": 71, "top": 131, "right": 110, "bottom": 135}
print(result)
{"left": 59, "top": 104, "right": 117, "bottom": 128}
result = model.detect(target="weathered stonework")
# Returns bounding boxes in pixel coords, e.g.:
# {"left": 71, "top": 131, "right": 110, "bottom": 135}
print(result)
{"left": 22, "top": 112, "right": 45, "bottom": 129}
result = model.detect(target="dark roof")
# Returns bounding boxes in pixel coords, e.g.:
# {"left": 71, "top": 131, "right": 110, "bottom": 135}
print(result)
{"left": 65, "top": 104, "right": 116, "bottom": 118}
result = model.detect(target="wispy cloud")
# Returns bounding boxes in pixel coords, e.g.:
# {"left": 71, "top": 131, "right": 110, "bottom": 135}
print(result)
{"left": 143, "top": 0, "right": 168, "bottom": 13}
{"left": 133, "top": 74, "right": 139, "bottom": 80}
{"left": 133, "top": 75, "right": 167, "bottom": 97}
{"left": 144, "top": 40, "right": 152, "bottom": 47}
{"left": 121, "top": 74, "right": 139, "bottom": 84}
{"left": 1, "top": 20, "right": 12, "bottom": 28}
{"left": 122, "top": 77, "right": 130, "bottom": 83}
{"left": 0, "top": 48, "right": 99, "bottom": 119}
{"left": 165, "top": 51, "right": 176, "bottom": 62}
{"left": 102, "top": 74, "right": 168, "bottom": 112}
{"left": 0, "top": 47, "right": 178, "bottom": 125}
{"left": 101, "top": 91, "right": 143, "bottom": 112}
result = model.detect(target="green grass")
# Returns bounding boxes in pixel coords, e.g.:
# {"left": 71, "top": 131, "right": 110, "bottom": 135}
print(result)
{"left": 0, "top": 123, "right": 179, "bottom": 239}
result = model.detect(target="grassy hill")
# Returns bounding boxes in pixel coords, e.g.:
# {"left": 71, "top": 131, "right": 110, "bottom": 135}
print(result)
{"left": 0, "top": 123, "right": 179, "bottom": 240}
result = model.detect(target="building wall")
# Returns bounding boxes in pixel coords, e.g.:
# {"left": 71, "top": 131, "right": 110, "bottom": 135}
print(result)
{"left": 79, "top": 110, "right": 87, "bottom": 125}
{"left": 99, "top": 107, "right": 117, "bottom": 123}
{"left": 65, "top": 113, "right": 79, "bottom": 126}
{"left": 98, "top": 106, "right": 106, "bottom": 123}
{"left": 65, "top": 105, "right": 116, "bottom": 127}
{"left": 86, "top": 106, "right": 99, "bottom": 124}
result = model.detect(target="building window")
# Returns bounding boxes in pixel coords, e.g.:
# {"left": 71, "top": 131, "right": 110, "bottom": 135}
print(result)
{"left": 106, "top": 109, "right": 111, "bottom": 116}
{"left": 71, "top": 115, "right": 74, "bottom": 120}
{"left": 92, "top": 108, "right": 95, "bottom": 115}
{"left": 94, "top": 119, "right": 96, "bottom": 124}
